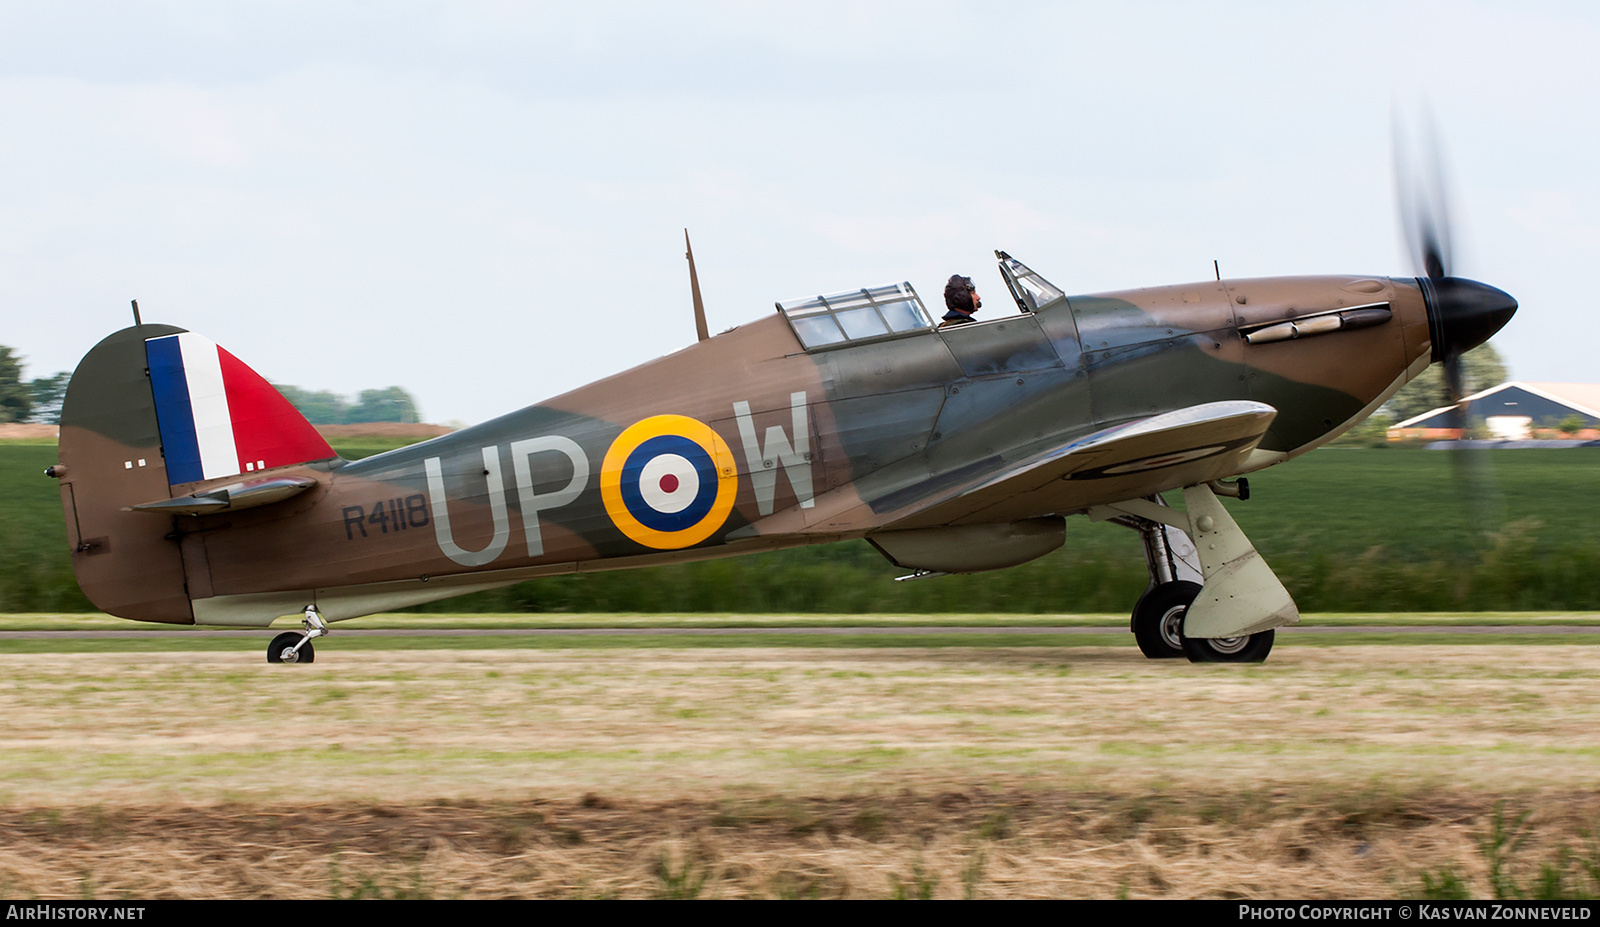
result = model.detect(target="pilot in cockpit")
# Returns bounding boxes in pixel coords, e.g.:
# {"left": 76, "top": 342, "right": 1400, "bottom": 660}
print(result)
{"left": 939, "top": 274, "right": 982, "bottom": 328}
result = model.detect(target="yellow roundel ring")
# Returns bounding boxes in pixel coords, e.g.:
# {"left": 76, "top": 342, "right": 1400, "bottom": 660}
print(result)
{"left": 600, "top": 414, "right": 739, "bottom": 550}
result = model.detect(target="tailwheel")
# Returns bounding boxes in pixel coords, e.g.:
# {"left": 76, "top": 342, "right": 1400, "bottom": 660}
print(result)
{"left": 265, "top": 605, "right": 329, "bottom": 664}
{"left": 1180, "top": 625, "right": 1275, "bottom": 663}
{"left": 267, "top": 631, "right": 314, "bottom": 664}
{"left": 1132, "top": 581, "right": 1200, "bottom": 659}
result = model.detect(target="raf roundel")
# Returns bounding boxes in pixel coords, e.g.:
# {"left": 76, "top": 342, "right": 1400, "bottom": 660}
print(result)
{"left": 601, "top": 415, "right": 739, "bottom": 549}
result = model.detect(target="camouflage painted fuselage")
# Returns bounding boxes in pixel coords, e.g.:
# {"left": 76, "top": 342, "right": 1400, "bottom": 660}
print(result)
{"left": 56, "top": 273, "right": 1432, "bottom": 626}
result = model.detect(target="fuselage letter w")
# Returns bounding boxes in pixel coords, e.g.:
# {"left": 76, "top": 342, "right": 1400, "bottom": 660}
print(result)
{"left": 733, "top": 391, "right": 814, "bottom": 517}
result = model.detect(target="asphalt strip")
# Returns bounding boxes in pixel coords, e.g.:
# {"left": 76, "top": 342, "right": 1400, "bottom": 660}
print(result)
{"left": 1, "top": 625, "right": 1597, "bottom": 639}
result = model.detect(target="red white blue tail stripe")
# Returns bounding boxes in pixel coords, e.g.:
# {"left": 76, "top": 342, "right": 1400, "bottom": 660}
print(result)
{"left": 145, "top": 332, "right": 335, "bottom": 486}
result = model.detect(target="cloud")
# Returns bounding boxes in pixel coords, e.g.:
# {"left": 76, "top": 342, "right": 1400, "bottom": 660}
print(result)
{"left": 114, "top": 84, "right": 257, "bottom": 167}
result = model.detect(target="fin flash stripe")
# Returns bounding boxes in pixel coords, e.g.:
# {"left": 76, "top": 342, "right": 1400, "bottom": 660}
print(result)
{"left": 145, "top": 333, "right": 334, "bottom": 486}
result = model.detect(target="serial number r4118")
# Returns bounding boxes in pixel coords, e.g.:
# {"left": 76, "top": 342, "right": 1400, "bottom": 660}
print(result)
{"left": 343, "top": 495, "right": 429, "bottom": 540}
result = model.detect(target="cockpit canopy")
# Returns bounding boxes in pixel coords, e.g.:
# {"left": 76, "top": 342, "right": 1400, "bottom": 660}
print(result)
{"left": 996, "top": 250, "right": 1065, "bottom": 313}
{"left": 776, "top": 282, "right": 935, "bottom": 351}
{"left": 776, "top": 253, "right": 1067, "bottom": 354}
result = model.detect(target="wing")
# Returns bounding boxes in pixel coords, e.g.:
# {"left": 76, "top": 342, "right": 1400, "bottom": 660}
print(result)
{"left": 730, "top": 401, "right": 1277, "bottom": 539}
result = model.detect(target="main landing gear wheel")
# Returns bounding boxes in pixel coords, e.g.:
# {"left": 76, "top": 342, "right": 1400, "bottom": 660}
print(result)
{"left": 267, "top": 631, "right": 315, "bottom": 664}
{"left": 1132, "top": 581, "right": 1201, "bottom": 659}
{"left": 1180, "top": 625, "right": 1275, "bottom": 663}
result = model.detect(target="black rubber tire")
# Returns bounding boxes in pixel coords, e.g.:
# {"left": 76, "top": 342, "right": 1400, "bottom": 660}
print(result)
{"left": 267, "top": 631, "right": 315, "bottom": 664}
{"left": 1132, "top": 581, "right": 1201, "bottom": 659}
{"left": 1180, "top": 626, "right": 1274, "bottom": 663}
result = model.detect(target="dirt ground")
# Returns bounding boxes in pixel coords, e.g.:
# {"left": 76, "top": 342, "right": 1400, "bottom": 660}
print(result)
{"left": 0, "top": 423, "right": 59, "bottom": 440}
{"left": 0, "top": 422, "right": 452, "bottom": 442}
{"left": 311, "top": 423, "right": 453, "bottom": 439}
{"left": 3, "top": 644, "right": 1599, "bottom": 898}
{"left": 1, "top": 790, "right": 1596, "bottom": 899}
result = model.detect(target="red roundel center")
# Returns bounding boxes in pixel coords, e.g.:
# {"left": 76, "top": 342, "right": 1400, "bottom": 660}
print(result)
{"left": 659, "top": 473, "right": 680, "bottom": 493}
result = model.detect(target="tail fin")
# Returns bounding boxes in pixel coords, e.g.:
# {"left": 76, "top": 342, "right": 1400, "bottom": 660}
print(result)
{"left": 144, "top": 331, "right": 334, "bottom": 484}
{"left": 56, "top": 324, "right": 337, "bottom": 623}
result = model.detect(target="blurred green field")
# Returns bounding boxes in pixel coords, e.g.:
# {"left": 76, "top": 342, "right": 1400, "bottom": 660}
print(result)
{"left": 3, "top": 442, "right": 1597, "bottom": 613}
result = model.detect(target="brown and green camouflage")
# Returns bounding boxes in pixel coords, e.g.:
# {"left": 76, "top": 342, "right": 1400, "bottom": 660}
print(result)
{"left": 50, "top": 252, "right": 1513, "bottom": 637}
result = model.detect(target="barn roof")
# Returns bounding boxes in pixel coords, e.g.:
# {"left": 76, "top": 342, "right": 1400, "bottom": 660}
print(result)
{"left": 1522, "top": 382, "right": 1600, "bottom": 414}
{"left": 1391, "top": 382, "right": 1600, "bottom": 430}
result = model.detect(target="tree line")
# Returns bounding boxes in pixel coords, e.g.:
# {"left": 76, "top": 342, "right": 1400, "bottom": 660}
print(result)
{"left": 0, "top": 345, "right": 420, "bottom": 425}
{"left": 271, "top": 384, "right": 421, "bottom": 426}
{"left": 0, "top": 347, "right": 69, "bottom": 425}
{"left": 1381, "top": 343, "right": 1507, "bottom": 423}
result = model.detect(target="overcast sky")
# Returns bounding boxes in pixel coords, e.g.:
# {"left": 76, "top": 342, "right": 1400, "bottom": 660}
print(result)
{"left": 2, "top": 1, "right": 1594, "bottom": 424}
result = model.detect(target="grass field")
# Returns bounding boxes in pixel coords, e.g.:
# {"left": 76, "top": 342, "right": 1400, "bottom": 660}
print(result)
{"left": 4, "top": 441, "right": 1598, "bottom": 896}
{"left": 2, "top": 627, "right": 1599, "bottom": 898}
{"left": 3, "top": 443, "right": 1599, "bottom": 613}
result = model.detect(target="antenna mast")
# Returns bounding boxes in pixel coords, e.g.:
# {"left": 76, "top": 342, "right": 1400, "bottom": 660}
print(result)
{"left": 685, "top": 229, "right": 709, "bottom": 342}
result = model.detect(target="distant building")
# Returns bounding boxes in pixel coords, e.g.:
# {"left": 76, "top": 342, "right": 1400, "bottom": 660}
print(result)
{"left": 1388, "top": 382, "right": 1600, "bottom": 441}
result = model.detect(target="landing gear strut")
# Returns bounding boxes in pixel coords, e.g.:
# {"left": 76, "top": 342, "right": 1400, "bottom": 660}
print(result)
{"left": 266, "top": 605, "right": 328, "bottom": 664}
{"left": 1107, "top": 495, "right": 1204, "bottom": 660}
{"left": 1094, "top": 482, "right": 1297, "bottom": 664}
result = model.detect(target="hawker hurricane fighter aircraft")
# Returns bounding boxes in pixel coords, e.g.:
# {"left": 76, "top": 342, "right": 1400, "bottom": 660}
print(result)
{"left": 48, "top": 167, "right": 1515, "bottom": 664}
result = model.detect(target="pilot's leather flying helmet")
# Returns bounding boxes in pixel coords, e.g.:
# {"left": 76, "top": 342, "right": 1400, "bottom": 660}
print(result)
{"left": 945, "top": 275, "right": 979, "bottom": 313}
